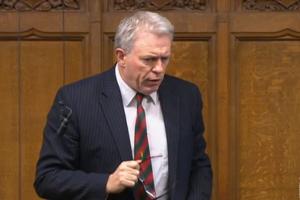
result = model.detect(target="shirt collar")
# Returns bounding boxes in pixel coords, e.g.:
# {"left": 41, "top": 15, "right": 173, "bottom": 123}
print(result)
{"left": 115, "top": 65, "right": 158, "bottom": 106}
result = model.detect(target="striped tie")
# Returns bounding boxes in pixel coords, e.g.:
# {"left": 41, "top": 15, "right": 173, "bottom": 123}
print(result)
{"left": 134, "top": 93, "right": 156, "bottom": 200}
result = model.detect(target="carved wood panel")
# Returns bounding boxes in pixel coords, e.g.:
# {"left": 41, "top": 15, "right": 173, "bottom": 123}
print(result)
{"left": 0, "top": 0, "right": 80, "bottom": 11}
{"left": 242, "top": 0, "right": 300, "bottom": 11}
{"left": 110, "top": 0, "right": 208, "bottom": 11}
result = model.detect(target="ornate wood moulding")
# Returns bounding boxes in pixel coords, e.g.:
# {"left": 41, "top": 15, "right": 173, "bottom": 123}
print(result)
{"left": 243, "top": 0, "right": 300, "bottom": 11}
{"left": 113, "top": 0, "right": 207, "bottom": 11}
{"left": 0, "top": 0, "right": 79, "bottom": 11}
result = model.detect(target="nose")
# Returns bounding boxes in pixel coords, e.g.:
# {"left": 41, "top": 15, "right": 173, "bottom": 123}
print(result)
{"left": 152, "top": 58, "right": 165, "bottom": 73}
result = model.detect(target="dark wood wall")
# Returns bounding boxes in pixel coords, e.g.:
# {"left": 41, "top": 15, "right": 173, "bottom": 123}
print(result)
{"left": 1, "top": 0, "right": 300, "bottom": 199}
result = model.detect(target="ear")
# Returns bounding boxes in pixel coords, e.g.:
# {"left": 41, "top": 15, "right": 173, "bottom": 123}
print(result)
{"left": 115, "top": 48, "right": 126, "bottom": 67}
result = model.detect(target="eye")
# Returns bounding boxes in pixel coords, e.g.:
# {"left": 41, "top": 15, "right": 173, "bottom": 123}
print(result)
{"left": 142, "top": 57, "right": 157, "bottom": 64}
{"left": 161, "top": 56, "right": 169, "bottom": 63}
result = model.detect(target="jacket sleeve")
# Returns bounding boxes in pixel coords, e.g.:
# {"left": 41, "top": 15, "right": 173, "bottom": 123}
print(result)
{"left": 34, "top": 88, "right": 109, "bottom": 200}
{"left": 187, "top": 86, "right": 213, "bottom": 200}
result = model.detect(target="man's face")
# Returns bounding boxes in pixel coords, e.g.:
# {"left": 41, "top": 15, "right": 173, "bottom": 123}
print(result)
{"left": 117, "top": 31, "right": 172, "bottom": 95}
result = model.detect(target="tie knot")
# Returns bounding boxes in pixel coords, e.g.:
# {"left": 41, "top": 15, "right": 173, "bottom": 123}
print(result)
{"left": 135, "top": 93, "right": 144, "bottom": 104}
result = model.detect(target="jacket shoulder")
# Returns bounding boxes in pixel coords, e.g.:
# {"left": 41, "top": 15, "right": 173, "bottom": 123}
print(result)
{"left": 59, "top": 68, "right": 114, "bottom": 94}
{"left": 162, "top": 74, "right": 200, "bottom": 94}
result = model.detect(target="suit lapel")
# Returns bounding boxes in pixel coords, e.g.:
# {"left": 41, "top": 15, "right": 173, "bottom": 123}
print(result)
{"left": 158, "top": 78, "right": 180, "bottom": 191}
{"left": 98, "top": 68, "right": 133, "bottom": 161}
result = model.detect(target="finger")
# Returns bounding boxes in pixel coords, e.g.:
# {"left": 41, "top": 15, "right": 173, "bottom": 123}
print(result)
{"left": 120, "top": 178, "right": 136, "bottom": 187}
{"left": 118, "top": 164, "right": 139, "bottom": 174}
{"left": 127, "top": 169, "right": 140, "bottom": 177}
{"left": 119, "top": 161, "right": 140, "bottom": 174}
{"left": 136, "top": 159, "right": 142, "bottom": 164}
{"left": 124, "top": 160, "right": 141, "bottom": 169}
{"left": 119, "top": 166, "right": 140, "bottom": 178}
{"left": 126, "top": 173, "right": 139, "bottom": 183}
{"left": 120, "top": 174, "right": 139, "bottom": 187}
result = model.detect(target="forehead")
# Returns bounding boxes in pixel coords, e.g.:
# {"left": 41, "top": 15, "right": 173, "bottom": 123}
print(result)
{"left": 135, "top": 30, "right": 171, "bottom": 42}
{"left": 132, "top": 31, "right": 172, "bottom": 52}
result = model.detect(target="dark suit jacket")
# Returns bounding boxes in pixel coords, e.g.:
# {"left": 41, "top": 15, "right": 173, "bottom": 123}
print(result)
{"left": 34, "top": 67, "right": 212, "bottom": 200}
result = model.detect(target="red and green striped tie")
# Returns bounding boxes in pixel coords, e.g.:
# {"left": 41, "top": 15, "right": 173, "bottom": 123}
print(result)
{"left": 134, "top": 93, "right": 156, "bottom": 200}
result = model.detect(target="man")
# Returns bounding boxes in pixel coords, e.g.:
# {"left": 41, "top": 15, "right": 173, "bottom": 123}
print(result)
{"left": 34, "top": 11, "right": 212, "bottom": 200}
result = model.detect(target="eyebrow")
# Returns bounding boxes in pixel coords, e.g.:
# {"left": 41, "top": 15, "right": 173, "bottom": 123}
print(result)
{"left": 140, "top": 55, "right": 170, "bottom": 59}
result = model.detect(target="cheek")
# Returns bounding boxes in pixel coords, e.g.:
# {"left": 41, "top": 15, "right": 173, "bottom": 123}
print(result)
{"left": 139, "top": 68, "right": 153, "bottom": 81}
{"left": 125, "top": 59, "right": 151, "bottom": 81}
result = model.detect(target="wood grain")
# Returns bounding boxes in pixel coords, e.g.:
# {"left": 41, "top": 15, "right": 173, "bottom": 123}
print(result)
{"left": 1, "top": 0, "right": 300, "bottom": 199}
{"left": 0, "top": 41, "right": 19, "bottom": 200}
{"left": 237, "top": 41, "right": 300, "bottom": 200}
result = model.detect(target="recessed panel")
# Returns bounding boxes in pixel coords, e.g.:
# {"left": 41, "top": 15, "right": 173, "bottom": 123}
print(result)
{"left": 19, "top": 40, "right": 83, "bottom": 199}
{"left": 167, "top": 40, "right": 211, "bottom": 148}
{"left": 0, "top": 41, "right": 19, "bottom": 200}
{"left": 20, "top": 41, "right": 64, "bottom": 199}
{"left": 237, "top": 41, "right": 300, "bottom": 200}
{"left": 65, "top": 41, "right": 85, "bottom": 83}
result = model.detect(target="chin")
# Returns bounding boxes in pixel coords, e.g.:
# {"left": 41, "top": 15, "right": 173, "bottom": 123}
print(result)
{"left": 140, "top": 84, "right": 160, "bottom": 95}
{"left": 145, "top": 88, "right": 159, "bottom": 95}
{"left": 142, "top": 91, "right": 153, "bottom": 95}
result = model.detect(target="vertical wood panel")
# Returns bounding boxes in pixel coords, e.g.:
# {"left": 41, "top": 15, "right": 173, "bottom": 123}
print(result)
{"left": 89, "top": 0, "right": 102, "bottom": 73}
{"left": 168, "top": 40, "right": 208, "bottom": 91}
{"left": 0, "top": 0, "right": 96, "bottom": 199}
{"left": 216, "top": 21, "right": 230, "bottom": 200}
{"left": 20, "top": 41, "right": 64, "bottom": 199}
{"left": 168, "top": 40, "right": 209, "bottom": 139}
{"left": 0, "top": 41, "right": 19, "bottom": 200}
{"left": 231, "top": 1, "right": 300, "bottom": 199}
{"left": 167, "top": 40, "right": 213, "bottom": 143}
{"left": 167, "top": 39, "right": 217, "bottom": 200}
{"left": 237, "top": 40, "right": 300, "bottom": 200}
{"left": 65, "top": 41, "right": 85, "bottom": 83}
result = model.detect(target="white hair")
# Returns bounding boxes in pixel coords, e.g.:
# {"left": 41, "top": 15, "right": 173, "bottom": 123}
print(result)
{"left": 114, "top": 11, "right": 174, "bottom": 53}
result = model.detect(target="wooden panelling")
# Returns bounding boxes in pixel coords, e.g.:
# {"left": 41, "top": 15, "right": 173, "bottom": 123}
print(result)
{"left": 235, "top": 40, "right": 300, "bottom": 200}
{"left": 167, "top": 39, "right": 217, "bottom": 200}
{"left": 241, "top": 0, "right": 300, "bottom": 11}
{"left": 1, "top": 0, "right": 300, "bottom": 199}
{"left": 0, "top": 0, "right": 80, "bottom": 11}
{"left": 65, "top": 41, "right": 86, "bottom": 83}
{"left": 102, "top": 33, "right": 115, "bottom": 71}
{"left": 168, "top": 40, "right": 209, "bottom": 90}
{"left": 13, "top": 39, "right": 84, "bottom": 199}
{"left": 0, "top": 10, "right": 90, "bottom": 200}
{"left": 20, "top": 41, "right": 64, "bottom": 199}
{"left": 102, "top": 12, "right": 216, "bottom": 33}
{"left": 0, "top": 13, "right": 19, "bottom": 32}
{"left": 0, "top": 41, "right": 19, "bottom": 200}
{"left": 167, "top": 39, "right": 213, "bottom": 153}
{"left": 107, "top": 0, "right": 210, "bottom": 11}
{"left": 217, "top": 21, "right": 231, "bottom": 200}
{"left": 230, "top": 13, "right": 300, "bottom": 32}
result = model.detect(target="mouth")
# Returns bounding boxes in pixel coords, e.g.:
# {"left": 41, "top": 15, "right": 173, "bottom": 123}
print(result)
{"left": 144, "top": 79, "right": 162, "bottom": 88}
{"left": 148, "top": 79, "right": 161, "bottom": 84}
{"left": 149, "top": 79, "right": 160, "bottom": 82}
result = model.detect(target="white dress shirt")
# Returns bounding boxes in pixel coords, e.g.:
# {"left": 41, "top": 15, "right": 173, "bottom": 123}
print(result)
{"left": 115, "top": 65, "right": 169, "bottom": 199}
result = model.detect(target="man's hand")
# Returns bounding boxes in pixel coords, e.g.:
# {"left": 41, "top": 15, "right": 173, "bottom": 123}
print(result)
{"left": 106, "top": 160, "right": 141, "bottom": 194}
